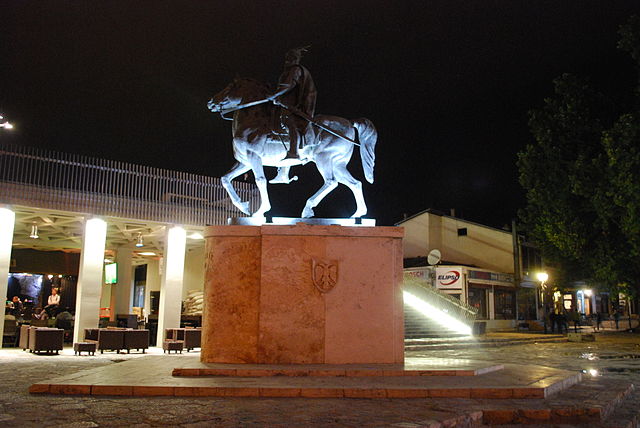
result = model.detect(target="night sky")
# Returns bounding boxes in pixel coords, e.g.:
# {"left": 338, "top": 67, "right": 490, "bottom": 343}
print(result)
{"left": 3, "top": 1, "right": 640, "bottom": 227}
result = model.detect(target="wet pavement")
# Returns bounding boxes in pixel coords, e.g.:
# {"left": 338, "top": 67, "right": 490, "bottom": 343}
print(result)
{"left": 0, "top": 331, "right": 638, "bottom": 427}
{"left": 408, "top": 332, "right": 640, "bottom": 385}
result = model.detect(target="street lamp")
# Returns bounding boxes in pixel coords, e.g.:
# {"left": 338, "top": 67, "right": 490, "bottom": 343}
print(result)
{"left": 0, "top": 115, "right": 14, "bottom": 129}
{"left": 536, "top": 272, "right": 548, "bottom": 283}
{"left": 537, "top": 272, "right": 549, "bottom": 333}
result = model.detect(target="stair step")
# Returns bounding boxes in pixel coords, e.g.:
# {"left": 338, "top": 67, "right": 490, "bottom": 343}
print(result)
{"left": 403, "top": 301, "right": 475, "bottom": 339}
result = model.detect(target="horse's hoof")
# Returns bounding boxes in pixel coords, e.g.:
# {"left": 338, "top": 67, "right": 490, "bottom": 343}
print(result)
{"left": 301, "top": 208, "right": 314, "bottom": 218}
{"left": 351, "top": 209, "right": 367, "bottom": 218}
{"left": 251, "top": 214, "right": 266, "bottom": 223}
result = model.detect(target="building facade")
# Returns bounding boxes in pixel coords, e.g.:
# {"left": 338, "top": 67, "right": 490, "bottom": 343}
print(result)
{"left": 1, "top": 143, "right": 260, "bottom": 345}
{"left": 398, "top": 209, "right": 536, "bottom": 331}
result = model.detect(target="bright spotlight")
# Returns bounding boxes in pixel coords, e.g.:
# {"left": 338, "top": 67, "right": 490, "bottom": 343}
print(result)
{"left": 536, "top": 272, "right": 548, "bottom": 282}
{"left": 403, "top": 291, "right": 472, "bottom": 335}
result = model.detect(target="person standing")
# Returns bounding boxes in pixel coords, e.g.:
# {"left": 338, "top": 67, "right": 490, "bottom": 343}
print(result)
{"left": 595, "top": 312, "right": 603, "bottom": 331}
{"left": 559, "top": 310, "right": 568, "bottom": 334}
{"left": 569, "top": 308, "right": 580, "bottom": 332}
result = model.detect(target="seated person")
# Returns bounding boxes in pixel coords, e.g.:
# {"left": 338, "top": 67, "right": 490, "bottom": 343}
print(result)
{"left": 9, "top": 296, "right": 23, "bottom": 318}
{"left": 55, "top": 307, "right": 74, "bottom": 330}
{"left": 44, "top": 288, "right": 60, "bottom": 317}
{"left": 33, "top": 307, "right": 48, "bottom": 320}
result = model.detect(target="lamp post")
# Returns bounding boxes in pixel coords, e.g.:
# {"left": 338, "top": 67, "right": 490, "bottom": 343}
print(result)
{"left": 537, "top": 272, "right": 549, "bottom": 333}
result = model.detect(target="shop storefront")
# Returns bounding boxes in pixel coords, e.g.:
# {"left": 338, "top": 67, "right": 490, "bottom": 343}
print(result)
{"left": 406, "top": 265, "right": 518, "bottom": 331}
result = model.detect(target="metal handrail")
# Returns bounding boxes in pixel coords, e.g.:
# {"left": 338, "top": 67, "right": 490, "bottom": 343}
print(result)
{"left": 403, "top": 273, "right": 478, "bottom": 323}
{"left": 0, "top": 143, "right": 260, "bottom": 226}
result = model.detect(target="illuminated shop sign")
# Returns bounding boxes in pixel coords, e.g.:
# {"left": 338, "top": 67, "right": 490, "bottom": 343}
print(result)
{"left": 405, "top": 268, "right": 429, "bottom": 280}
{"left": 435, "top": 267, "right": 462, "bottom": 289}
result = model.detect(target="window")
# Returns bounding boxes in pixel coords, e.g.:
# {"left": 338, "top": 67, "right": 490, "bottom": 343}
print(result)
{"left": 133, "top": 265, "right": 147, "bottom": 308}
{"left": 494, "top": 289, "right": 516, "bottom": 319}
{"left": 468, "top": 286, "right": 487, "bottom": 319}
{"left": 133, "top": 284, "right": 145, "bottom": 308}
{"left": 521, "top": 244, "right": 542, "bottom": 275}
{"left": 517, "top": 287, "right": 537, "bottom": 320}
{"left": 457, "top": 228, "right": 468, "bottom": 236}
{"left": 563, "top": 294, "right": 573, "bottom": 310}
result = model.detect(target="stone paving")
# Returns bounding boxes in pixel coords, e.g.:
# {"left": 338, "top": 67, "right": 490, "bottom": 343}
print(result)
{"left": 30, "top": 356, "right": 577, "bottom": 399}
{"left": 0, "top": 331, "right": 638, "bottom": 427}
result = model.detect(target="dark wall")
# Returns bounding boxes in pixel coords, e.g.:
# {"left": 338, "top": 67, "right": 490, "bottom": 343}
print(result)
{"left": 10, "top": 248, "right": 80, "bottom": 275}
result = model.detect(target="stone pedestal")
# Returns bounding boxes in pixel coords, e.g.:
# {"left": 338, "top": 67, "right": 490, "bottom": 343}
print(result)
{"left": 202, "top": 223, "right": 404, "bottom": 365}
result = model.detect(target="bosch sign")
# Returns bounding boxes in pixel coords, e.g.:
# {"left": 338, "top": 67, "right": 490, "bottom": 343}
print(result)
{"left": 435, "top": 267, "right": 463, "bottom": 288}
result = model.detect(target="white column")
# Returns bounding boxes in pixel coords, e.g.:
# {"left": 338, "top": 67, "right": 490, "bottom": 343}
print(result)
{"left": 0, "top": 208, "right": 15, "bottom": 342}
{"left": 156, "top": 226, "right": 186, "bottom": 346}
{"left": 73, "top": 218, "right": 107, "bottom": 343}
{"left": 114, "top": 247, "right": 134, "bottom": 316}
{"left": 488, "top": 287, "right": 495, "bottom": 320}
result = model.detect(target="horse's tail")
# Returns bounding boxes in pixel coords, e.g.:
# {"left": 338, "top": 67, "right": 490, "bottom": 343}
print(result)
{"left": 353, "top": 118, "right": 377, "bottom": 184}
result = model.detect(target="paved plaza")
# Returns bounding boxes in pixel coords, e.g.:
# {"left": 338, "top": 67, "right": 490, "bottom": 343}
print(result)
{"left": 1, "top": 332, "right": 639, "bottom": 427}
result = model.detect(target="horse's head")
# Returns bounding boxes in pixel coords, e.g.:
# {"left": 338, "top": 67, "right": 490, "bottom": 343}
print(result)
{"left": 208, "top": 78, "right": 269, "bottom": 113}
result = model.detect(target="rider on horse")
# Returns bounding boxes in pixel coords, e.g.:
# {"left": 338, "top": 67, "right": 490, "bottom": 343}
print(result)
{"left": 269, "top": 46, "right": 317, "bottom": 166}
{"left": 208, "top": 62, "right": 377, "bottom": 219}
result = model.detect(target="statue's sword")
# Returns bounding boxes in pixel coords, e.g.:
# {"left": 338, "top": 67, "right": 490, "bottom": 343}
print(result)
{"left": 275, "top": 101, "right": 360, "bottom": 147}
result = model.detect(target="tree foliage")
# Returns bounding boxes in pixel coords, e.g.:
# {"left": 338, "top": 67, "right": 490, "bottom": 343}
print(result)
{"left": 518, "top": 16, "right": 640, "bottom": 297}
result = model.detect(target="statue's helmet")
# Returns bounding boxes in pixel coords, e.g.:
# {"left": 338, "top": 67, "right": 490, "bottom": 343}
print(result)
{"left": 285, "top": 46, "right": 310, "bottom": 64}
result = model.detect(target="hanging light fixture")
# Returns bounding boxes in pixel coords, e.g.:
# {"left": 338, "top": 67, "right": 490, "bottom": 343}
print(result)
{"left": 136, "top": 232, "right": 144, "bottom": 247}
{"left": 29, "top": 223, "right": 39, "bottom": 239}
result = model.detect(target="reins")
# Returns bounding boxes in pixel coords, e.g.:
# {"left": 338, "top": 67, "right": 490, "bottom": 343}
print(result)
{"left": 218, "top": 97, "right": 272, "bottom": 120}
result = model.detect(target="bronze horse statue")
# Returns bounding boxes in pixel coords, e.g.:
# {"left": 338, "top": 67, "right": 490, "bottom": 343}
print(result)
{"left": 208, "top": 78, "right": 377, "bottom": 219}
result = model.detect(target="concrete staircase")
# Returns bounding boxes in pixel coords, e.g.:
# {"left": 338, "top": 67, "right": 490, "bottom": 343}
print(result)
{"left": 404, "top": 304, "right": 469, "bottom": 339}
{"left": 405, "top": 332, "right": 567, "bottom": 351}
{"left": 403, "top": 273, "right": 478, "bottom": 339}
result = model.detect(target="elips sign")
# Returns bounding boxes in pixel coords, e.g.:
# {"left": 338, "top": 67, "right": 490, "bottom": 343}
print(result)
{"left": 435, "top": 267, "right": 463, "bottom": 289}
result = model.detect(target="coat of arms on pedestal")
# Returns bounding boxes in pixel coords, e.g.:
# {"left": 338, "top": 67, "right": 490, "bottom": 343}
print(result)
{"left": 311, "top": 259, "right": 338, "bottom": 293}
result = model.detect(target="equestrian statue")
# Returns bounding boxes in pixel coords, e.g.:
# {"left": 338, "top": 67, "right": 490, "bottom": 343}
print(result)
{"left": 207, "top": 46, "right": 377, "bottom": 219}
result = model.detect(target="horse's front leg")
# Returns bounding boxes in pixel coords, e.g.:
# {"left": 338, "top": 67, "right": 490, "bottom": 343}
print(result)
{"left": 246, "top": 152, "right": 271, "bottom": 218}
{"left": 221, "top": 161, "right": 252, "bottom": 214}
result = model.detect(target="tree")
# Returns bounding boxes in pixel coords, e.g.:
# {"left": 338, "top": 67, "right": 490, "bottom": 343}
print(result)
{"left": 518, "top": 74, "right": 606, "bottom": 286}
{"left": 518, "top": 16, "right": 640, "bottom": 299}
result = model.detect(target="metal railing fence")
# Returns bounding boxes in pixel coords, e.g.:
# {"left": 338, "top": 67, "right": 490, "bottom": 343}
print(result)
{"left": 403, "top": 273, "right": 478, "bottom": 325}
{"left": 0, "top": 143, "right": 259, "bottom": 225}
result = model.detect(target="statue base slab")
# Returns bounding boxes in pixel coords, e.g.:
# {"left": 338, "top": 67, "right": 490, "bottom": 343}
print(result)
{"left": 228, "top": 216, "right": 376, "bottom": 227}
{"left": 202, "top": 223, "right": 404, "bottom": 364}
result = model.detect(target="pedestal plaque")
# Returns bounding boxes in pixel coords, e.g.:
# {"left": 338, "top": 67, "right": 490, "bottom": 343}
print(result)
{"left": 202, "top": 223, "right": 404, "bottom": 364}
